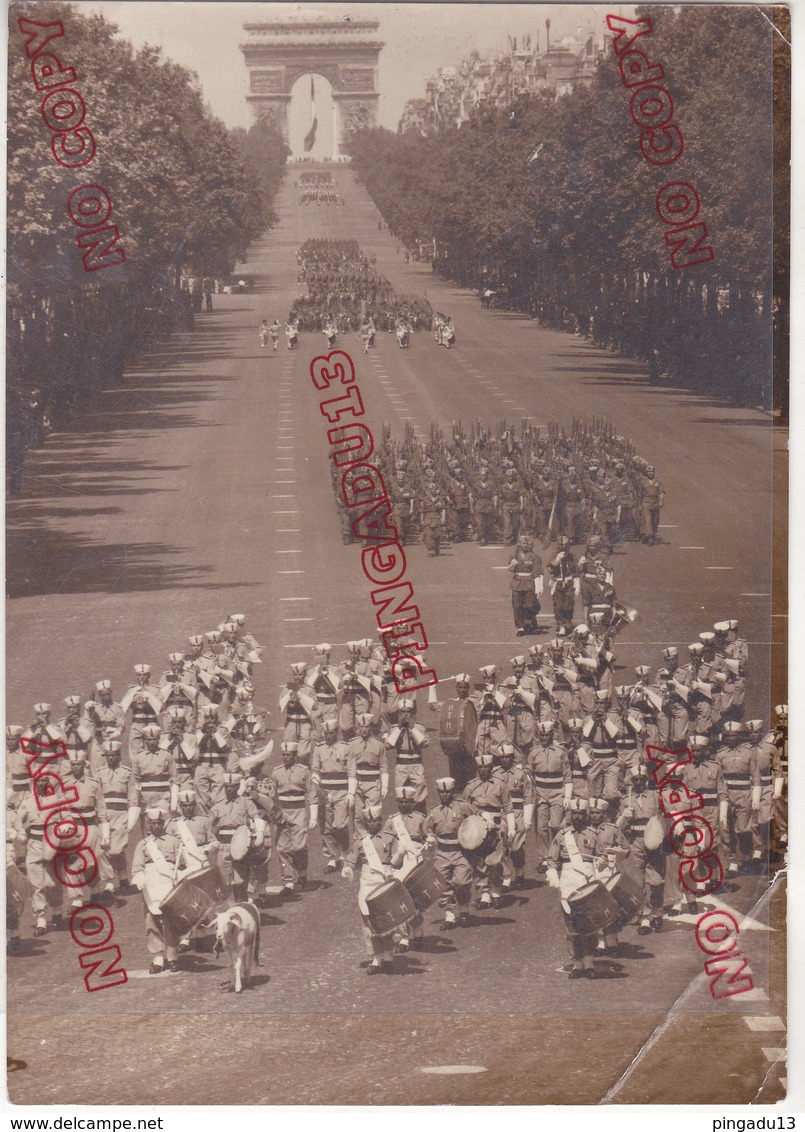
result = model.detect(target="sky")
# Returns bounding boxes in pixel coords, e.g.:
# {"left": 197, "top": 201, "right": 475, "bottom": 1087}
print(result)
{"left": 85, "top": 2, "right": 614, "bottom": 132}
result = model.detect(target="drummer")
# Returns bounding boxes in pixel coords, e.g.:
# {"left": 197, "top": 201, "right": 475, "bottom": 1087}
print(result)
{"left": 169, "top": 788, "right": 224, "bottom": 948}
{"left": 546, "top": 798, "right": 601, "bottom": 980}
{"left": 382, "top": 785, "right": 428, "bottom": 951}
{"left": 588, "top": 797, "right": 630, "bottom": 956}
{"left": 209, "top": 772, "right": 269, "bottom": 901}
{"left": 385, "top": 698, "right": 429, "bottom": 812}
{"left": 342, "top": 802, "right": 405, "bottom": 975}
{"left": 131, "top": 806, "right": 182, "bottom": 975}
{"left": 463, "top": 753, "right": 516, "bottom": 909}
{"left": 425, "top": 777, "right": 476, "bottom": 930}
{"left": 493, "top": 742, "right": 534, "bottom": 889}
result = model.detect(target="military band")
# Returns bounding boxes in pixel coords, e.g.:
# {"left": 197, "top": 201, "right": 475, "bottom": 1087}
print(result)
{"left": 6, "top": 611, "right": 786, "bottom": 982}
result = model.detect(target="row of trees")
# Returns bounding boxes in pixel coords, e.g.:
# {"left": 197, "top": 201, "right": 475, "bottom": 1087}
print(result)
{"left": 7, "top": 2, "right": 288, "bottom": 485}
{"left": 347, "top": 5, "right": 787, "bottom": 411}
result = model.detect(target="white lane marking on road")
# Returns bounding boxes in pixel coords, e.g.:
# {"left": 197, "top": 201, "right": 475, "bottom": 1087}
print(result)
{"left": 284, "top": 618, "right": 315, "bottom": 622}
{"left": 275, "top": 528, "right": 301, "bottom": 532}
{"left": 658, "top": 524, "right": 677, "bottom": 528}
{"left": 276, "top": 446, "right": 295, "bottom": 449}
{"left": 277, "top": 570, "right": 305, "bottom": 574}
{"left": 272, "top": 494, "right": 295, "bottom": 497}
{"left": 418, "top": 1066, "right": 488, "bottom": 1076}
{"left": 704, "top": 566, "right": 734, "bottom": 570}
{"left": 741, "top": 592, "right": 771, "bottom": 596}
{"left": 275, "top": 549, "right": 301, "bottom": 554}
{"left": 744, "top": 1017, "right": 785, "bottom": 1031}
{"left": 274, "top": 510, "right": 298, "bottom": 513}
{"left": 761, "top": 1048, "right": 786, "bottom": 1064}
{"left": 679, "top": 546, "right": 705, "bottom": 550}
{"left": 275, "top": 480, "right": 297, "bottom": 484}
{"left": 281, "top": 597, "right": 310, "bottom": 601}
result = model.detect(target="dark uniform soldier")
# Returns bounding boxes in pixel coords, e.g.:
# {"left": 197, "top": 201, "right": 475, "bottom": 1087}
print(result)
{"left": 425, "top": 777, "right": 475, "bottom": 929}
{"left": 421, "top": 480, "right": 446, "bottom": 557}
{"left": 588, "top": 796, "right": 631, "bottom": 955}
{"left": 637, "top": 465, "right": 664, "bottom": 544}
{"left": 507, "top": 535, "right": 543, "bottom": 636}
{"left": 499, "top": 467, "right": 523, "bottom": 544}
{"left": 548, "top": 538, "right": 579, "bottom": 636}
{"left": 471, "top": 469, "right": 497, "bottom": 545}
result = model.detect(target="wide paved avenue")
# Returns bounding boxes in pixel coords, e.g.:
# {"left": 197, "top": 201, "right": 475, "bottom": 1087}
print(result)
{"left": 7, "top": 165, "right": 785, "bottom": 1106}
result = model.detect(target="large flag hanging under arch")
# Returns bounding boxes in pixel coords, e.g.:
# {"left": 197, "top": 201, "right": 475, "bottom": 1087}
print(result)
{"left": 303, "top": 75, "right": 317, "bottom": 152}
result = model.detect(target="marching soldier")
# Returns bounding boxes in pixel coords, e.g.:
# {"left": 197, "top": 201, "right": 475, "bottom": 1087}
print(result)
{"left": 307, "top": 647, "right": 340, "bottom": 732}
{"left": 97, "top": 739, "right": 140, "bottom": 895}
{"left": 771, "top": 704, "right": 788, "bottom": 856}
{"left": 130, "top": 724, "right": 179, "bottom": 830}
{"left": 62, "top": 751, "right": 110, "bottom": 910}
{"left": 209, "top": 772, "right": 269, "bottom": 900}
{"left": 472, "top": 666, "right": 508, "bottom": 755}
{"left": 131, "top": 806, "right": 182, "bottom": 974}
{"left": 546, "top": 798, "right": 601, "bottom": 979}
{"left": 588, "top": 796, "right": 630, "bottom": 955}
{"left": 7, "top": 725, "right": 29, "bottom": 799}
{"left": 463, "top": 752, "right": 515, "bottom": 908}
{"left": 508, "top": 535, "right": 543, "bottom": 636}
{"left": 665, "top": 735, "right": 728, "bottom": 915}
{"left": 385, "top": 698, "right": 429, "bottom": 809}
{"left": 269, "top": 742, "right": 318, "bottom": 894}
{"left": 383, "top": 785, "right": 428, "bottom": 950}
{"left": 280, "top": 662, "right": 318, "bottom": 761}
{"left": 425, "top": 777, "right": 475, "bottom": 929}
{"left": 160, "top": 706, "right": 199, "bottom": 791}
{"left": 471, "top": 468, "right": 497, "bottom": 545}
{"left": 311, "top": 718, "right": 352, "bottom": 872}
{"left": 563, "top": 717, "right": 594, "bottom": 800}
{"left": 347, "top": 713, "right": 389, "bottom": 831}
{"left": 529, "top": 720, "right": 571, "bottom": 868}
{"left": 17, "top": 786, "right": 64, "bottom": 936}
{"left": 121, "top": 665, "right": 162, "bottom": 746}
{"left": 83, "top": 680, "right": 125, "bottom": 768}
{"left": 715, "top": 721, "right": 759, "bottom": 874}
{"left": 58, "top": 696, "right": 94, "bottom": 763}
{"left": 194, "top": 704, "right": 231, "bottom": 811}
{"left": 548, "top": 537, "right": 578, "bottom": 636}
{"left": 342, "top": 803, "right": 404, "bottom": 975}
{"left": 494, "top": 742, "right": 534, "bottom": 887}
{"left": 159, "top": 653, "right": 198, "bottom": 727}
{"left": 582, "top": 690, "right": 622, "bottom": 807}
{"left": 617, "top": 765, "right": 665, "bottom": 935}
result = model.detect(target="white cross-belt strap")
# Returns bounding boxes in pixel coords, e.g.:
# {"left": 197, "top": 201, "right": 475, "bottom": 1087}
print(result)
{"left": 145, "top": 836, "right": 174, "bottom": 878}
{"left": 391, "top": 814, "right": 418, "bottom": 855}
{"left": 562, "top": 829, "right": 586, "bottom": 873}
{"left": 175, "top": 819, "right": 206, "bottom": 867}
{"left": 361, "top": 834, "right": 385, "bottom": 873}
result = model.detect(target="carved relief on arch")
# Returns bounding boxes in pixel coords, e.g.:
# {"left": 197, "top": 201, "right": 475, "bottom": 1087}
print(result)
{"left": 287, "top": 64, "right": 340, "bottom": 92}
{"left": 343, "top": 103, "right": 372, "bottom": 133}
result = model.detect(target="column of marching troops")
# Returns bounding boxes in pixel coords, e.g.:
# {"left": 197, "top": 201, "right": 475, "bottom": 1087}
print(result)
{"left": 6, "top": 613, "right": 788, "bottom": 980}
{"left": 333, "top": 419, "right": 665, "bottom": 560}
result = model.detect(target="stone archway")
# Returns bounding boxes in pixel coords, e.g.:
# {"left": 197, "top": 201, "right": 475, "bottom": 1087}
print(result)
{"left": 240, "top": 11, "right": 383, "bottom": 158}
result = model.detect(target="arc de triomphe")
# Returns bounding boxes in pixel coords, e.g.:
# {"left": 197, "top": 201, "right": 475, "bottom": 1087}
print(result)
{"left": 240, "top": 13, "right": 383, "bottom": 157}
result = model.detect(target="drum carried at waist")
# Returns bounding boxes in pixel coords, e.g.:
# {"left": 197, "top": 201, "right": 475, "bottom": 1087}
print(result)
{"left": 565, "top": 881, "right": 619, "bottom": 935}
{"left": 457, "top": 812, "right": 503, "bottom": 864}
{"left": 438, "top": 699, "right": 477, "bottom": 760}
{"left": 142, "top": 863, "right": 175, "bottom": 915}
{"left": 402, "top": 858, "right": 448, "bottom": 912}
{"left": 7, "top": 864, "right": 29, "bottom": 920}
{"left": 160, "top": 865, "right": 230, "bottom": 935}
{"left": 230, "top": 825, "right": 267, "bottom": 866}
{"left": 365, "top": 879, "right": 417, "bottom": 937}
{"left": 604, "top": 868, "right": 644, "bottom": 924}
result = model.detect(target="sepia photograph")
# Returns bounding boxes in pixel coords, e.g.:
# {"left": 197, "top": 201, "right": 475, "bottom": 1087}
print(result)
{"left": 5, "top": 0, "right": 790, "bottom": 1108}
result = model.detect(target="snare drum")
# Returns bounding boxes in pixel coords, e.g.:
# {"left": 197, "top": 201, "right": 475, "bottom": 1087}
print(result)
{"left": 566, "top": 881, "right": 619, "bottom": 935}
{"left": 365, "top": 879, "right": 417, "bottom": 936}
{"left": 160, "top": 865, "right": 230, "bottom": 935}
{"left": 142, "top": 863, "right": 174, "bottom": 915}
{"left": 403, "top": 858, "right": 448, "bottom": 912}
{"left": 438, "top": 699, "right": 477, "bottom": 788}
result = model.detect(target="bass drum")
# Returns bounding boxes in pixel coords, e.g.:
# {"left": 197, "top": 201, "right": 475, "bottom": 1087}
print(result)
{"left": 438, "top": 699, "right": 478, "bottom": 790}
{"left": 565, "top": 881, "right": 619, "bottom": 935}
{"left": 160, "top": 865, "right": 230, "bottom": 936}
{"left": 403, "top": 858, "right": 448, "bottom": 912}
{"left": 365, "top": 879, "right": 417, "bottom": 937}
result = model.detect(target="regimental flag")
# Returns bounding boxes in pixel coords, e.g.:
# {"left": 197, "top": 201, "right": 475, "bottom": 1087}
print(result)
{"left": 304, "top": 75, "right": 317, "bottom": 152}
